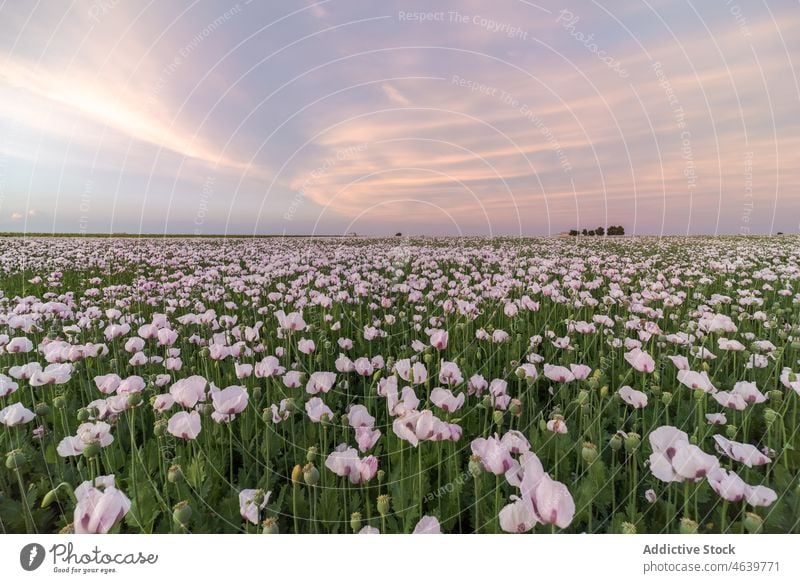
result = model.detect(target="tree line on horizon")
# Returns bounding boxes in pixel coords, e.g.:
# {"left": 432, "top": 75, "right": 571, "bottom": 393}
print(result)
{"left": 568, "top": 226, "right": 625, "bottom": 236}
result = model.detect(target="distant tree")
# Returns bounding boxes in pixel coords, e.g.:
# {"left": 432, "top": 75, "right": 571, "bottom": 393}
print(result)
{"left": 595, "top": 226, "right": 605, "bottom": 236}
{"left": 587, "top": 229, "right": 596, "bottom": 236}
{"left": 568, "top": 229, "right": 578, "bottom": 236}
{"left": 395, "top": 232, "right": 402, "bottom": 237}
{"left": 618, "top": 225, "right": 625, "bottom": 236}
{"left": 777, "top": 232, "right": 784, "bottom": 235}
{"left": 581, "top": 229, "right": 588, "bottom": 236}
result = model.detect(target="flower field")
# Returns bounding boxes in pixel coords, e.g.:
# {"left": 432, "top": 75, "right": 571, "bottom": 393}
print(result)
{"left": 1, "top": 235, "right": 799, "bottom": 534}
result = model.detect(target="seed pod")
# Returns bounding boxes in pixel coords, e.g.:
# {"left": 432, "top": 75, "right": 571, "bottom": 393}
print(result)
{"left": 620, "top": 521, "right": 637, "bottom": 534}
{"left": 303, "top": 463, "right": 320, "bottom": 486}
{"left": 261, "top": 517, "right": 279, "bottom": 534}
{"left": 743, "top": 512, "right": 763, "bottom": 534}
{"left": 173, "top": 501, "right": 192, "bottom": 529}
{"left": 167, "top": 464, "right": 184, "bottom": 484}
{"left": 82, "top": 442, "right": 101, "bottom": 459}
{"left": 581, "top": 442, "right": 598, "bottom": 464}
{"left": 306, "top": 446, "right": 318, "bottom": 463}
{"left": 350, "top": 512, "right": 362, "bottom": 533}
{"left": 679, "top": 517, "right": 698, "bottom": 534}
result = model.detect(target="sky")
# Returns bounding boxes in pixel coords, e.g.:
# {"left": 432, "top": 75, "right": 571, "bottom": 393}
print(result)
{"left": 0, "top": 0, "right": 798, "bottom": 236}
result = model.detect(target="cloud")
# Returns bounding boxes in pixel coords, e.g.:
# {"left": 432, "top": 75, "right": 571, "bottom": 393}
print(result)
{"left": 10, "top": 212, "right": 23, "bottom": 221}
{"left": 381, "top": 84, "right": 411, "bottom": 106}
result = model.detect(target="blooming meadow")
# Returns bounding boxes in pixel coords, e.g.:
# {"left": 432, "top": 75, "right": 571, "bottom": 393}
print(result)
{"left": 1, "top": 236, "right": 799, "bottom": 534}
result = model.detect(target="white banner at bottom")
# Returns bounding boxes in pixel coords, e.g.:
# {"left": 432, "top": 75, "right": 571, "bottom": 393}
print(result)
{"left": 0, "top": 534, "right": 796, "bottom": 582}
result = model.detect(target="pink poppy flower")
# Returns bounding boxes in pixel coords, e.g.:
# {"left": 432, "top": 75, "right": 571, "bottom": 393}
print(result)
{"left": 546, "top": 418, "right": 568, "bottom": 434}
{"left": 167, "top": 410, "right": 202, "bottom": 440}
{"left": 239, "top": 489, "right": 271, "bottom": 525}
{"left": 413, "top": 515, "right": 442, "bottom": 534}
{"left": 731, "top": 381, "right": 767, "bottom": 404}
{"left": 211, "top": 385, "right": 249, "bottom": 416}
{"left": 74, "top": 476, "right": 131, "bottom": 534}
{"left": 0, "top": 403, "right": 35, "bottom": 426}
{"left": 712, "top": 390, "right": 747, "bottom": 411}
{"left": 305, "top": 397, "right": 334, "bottom": 422}
{"left": 430, "top": 387, "right": 465, "bottom": 413}
{"left": 712, "top": 435, "right": 770, "bottom": 467}
{"left": 543, "top": 364, "right": 575, "bottom": 383}
{"left": 668, "top": 355, "right": 691, "bottom": 370}
{"left": 438, "top": 361, "right": 463, "bottom": 385}
{"left": 618, "top": 385, "right": 648, "bottom": 408}
{"left": 470, "top": 436, "right": 516, "bottom": 475}
{"left": 624, "top": 348, "right": 655, "bottom": 373}
{"left": 429, "top": 330, "right": 448, "bottom": 350}
{"left": 283, "top": 370, "right": 303, "bottom": 388}
{"left": 306, "top": 371, "right": 336, "bottom": 395}
{"left": 677, "top": 370, "right": 716, "bottom": 393}
{"left": 170, "top": 375, "right": 207, "bottom": 407}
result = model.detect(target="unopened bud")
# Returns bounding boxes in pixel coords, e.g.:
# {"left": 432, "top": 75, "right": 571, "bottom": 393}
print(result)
{"left": 620, "top": 521, "right": 637, "bottom": 534}
{"left": 306, "top": 446, "right": 318, "bottom": 463}
{"left": 743, "top": 512, "right": 763, "bottom": 534}
{"left": 468, "top": 455, "right": 483, "bottom": 477}
{"left": 679, "top": 517, "right": 698, "bottom": 534}
{"left": 661, "top": 391, "right": 673, "bottom": 406}
{"left": 5, "top": 449, "right": 27, "bottom": 471}
{"left": 82, "top": 442, "right": 101, "bottom": 459}
{"left": 291, "top": 464, "right": 303, "bottom": 485}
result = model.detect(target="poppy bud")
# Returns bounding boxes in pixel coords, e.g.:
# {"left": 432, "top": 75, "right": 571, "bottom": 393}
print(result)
{"left": 199, "top": 347, "right": 210, "bottom": 359}
{"left": 261, "top": 517, "right": 279, "bottom": 534}
{"left": 261, "top": 408, "right": 271, "bottom": 423}
{"left": 377, "top": 469, "right": 385, "bottom": 483}
{"left": 5, "top": 449, "right": 28, "bottom": 471}
{"left": 468, "top": 455, "right": 483, "bottom": 478}
{"left": 509, "top": 399, "right": 522, "bottom": 417}
{"left": 620, "top": 521, "right": 637, "bottom": 534}
{"left": 767, "top": 390, "right": 783, "bottom": 404}
{"left": 154, "top": 419, "right": 168, "bottom": 437}
{"left": 661, "top": 391, "right": 673, "bottom": 405}
{"left": 423, "top": 353, "right": 433, "bottom": 365}
{"left": 492, "top": 411, "right": 504, "bottom": 427}
{"left": 701, "top": 361, "right": 710, "bottom": 372}
{"left": 340, "top": 414, "right": 349, "bottom": 427}
{"left": 377, "top": 494, "right": 391, "bottom": 516}
{"left": 515, "top": 367, "right": 527, "bottom": 380}
{"left": 173, "top": 501, "right": 192, "bottom": 529}
{"left": 168, "top": 464, "right": 184, "bottom": 484}
{"left": 599, "top": 385, "right": 608, "bottom": 398}
{"left": 350, "top": 512, "right": 362, "bottom": 533}
{"left": 34, "top": 402, "right": 51, "bottom": 417}
{"left": 763, "top": 408, "right": 779, "bottom": 425}
{"left": 303, "top": 463, "right": 320, "bottom": 486}
{"left": 76, "top": 408, "right": 90, "bottom": 422}
{"left": 59, "top": 523, "right": 75, "bottom": 534}
{"left": 82, "top": 442, "right": 101, "bottom": 459}
{"left": 538, "top": 418, "right": 548, "bottom": 432}
{"left": 679, "top": 517, "right": 698, "bottom": 534}
{"left": 385, "top": 357, "right": 395, "bottom": 370}
{"left": 481, "top": 395, "right": 492, "bottom": 410}
{"left": 624, "top": 432, "right": 641, "bottom": 452}
{"left": 693, "top": 389, "right": 706, "bottom": 401}
{"left": 306, "top": 446, "right": 318, "bottom": 463}
{"left": 53, "top": 395, "right": 67, "bottom": 409}
{"left": 725, "top": 424, "right": 738, "bottom": 439}
{"left": 291, "top": 464, "right": 303, "bottom": 484}
{"left": 581, "top": 442, "right": 598, "bottom": 464}
{"left": 127, "top": 392, "right": 143, "bottom": 407}
{"left": 689, "top": 434, "right": 698, "bottom": 445}
{"left": 609, "top": 433, "right": 623, "bottom": 451}
{"left": 649, "top": 384, "right": 662, "bottom": 396}
{"left": 743, "top": 512, "right": 763, "bottom": 534}
{"left": 108, "top": 358, "right": 117, "bottom": 369}
{"left": 252, "top": 386, "right": 262, "bottom": 402}
{"left": 314, "top": 354, "right": 323, "bottom": 366}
